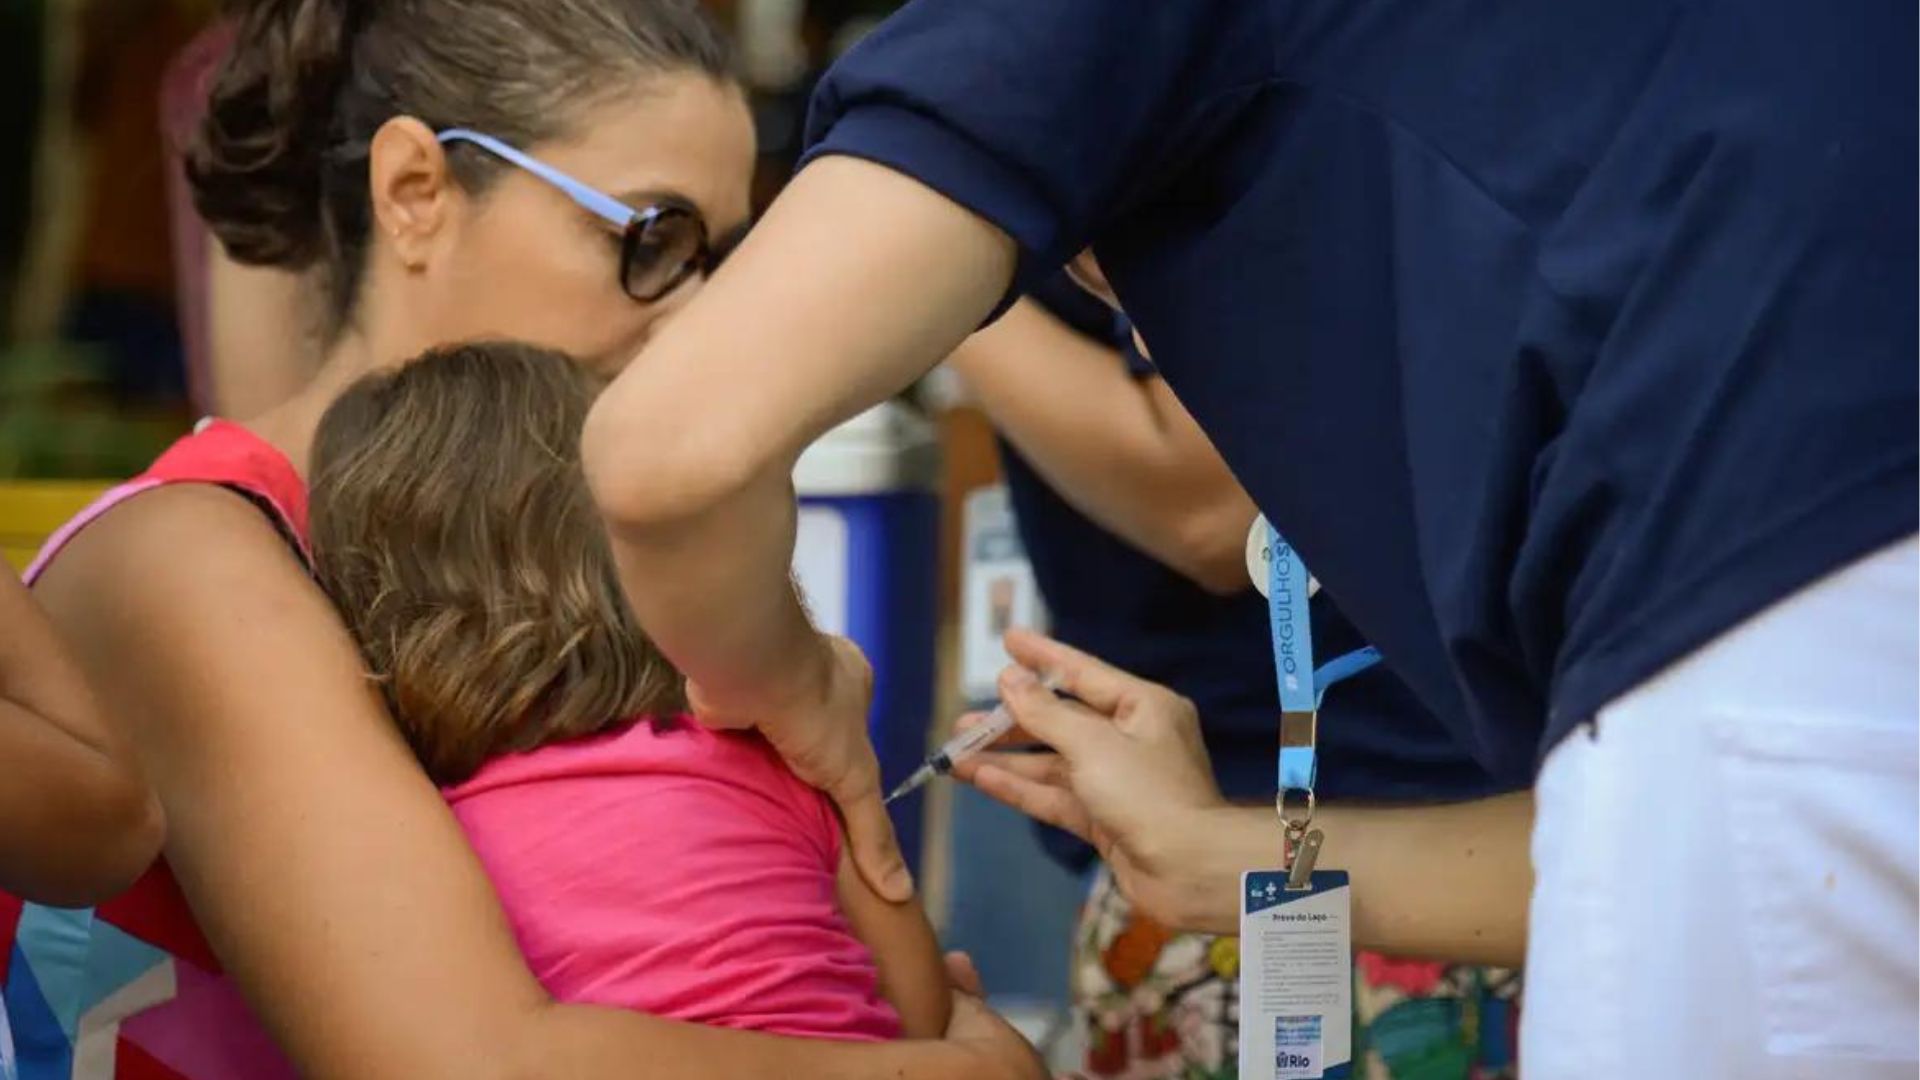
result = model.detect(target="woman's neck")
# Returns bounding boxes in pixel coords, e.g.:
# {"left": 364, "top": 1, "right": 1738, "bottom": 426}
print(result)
{"left": 242, "top": 334, "right": 381, "bottom": 480}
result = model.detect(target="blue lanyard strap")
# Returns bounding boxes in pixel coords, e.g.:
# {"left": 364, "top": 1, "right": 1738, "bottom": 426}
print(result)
{"left": 1315, "top": 646, "right": 1384, "bottom": 700}
{"left": 1266, "top": 524, "right": 1381, "bottom": 795}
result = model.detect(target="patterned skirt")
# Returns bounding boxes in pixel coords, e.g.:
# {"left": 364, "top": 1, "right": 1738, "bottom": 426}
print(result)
{"left": 1066, "top": 866, "right": 1521, "bottom": 1080}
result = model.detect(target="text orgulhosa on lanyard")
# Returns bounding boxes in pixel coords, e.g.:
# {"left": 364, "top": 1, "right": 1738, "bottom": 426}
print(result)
{"left": 1261, "top": 520, "right": 1380, "bottom": 889}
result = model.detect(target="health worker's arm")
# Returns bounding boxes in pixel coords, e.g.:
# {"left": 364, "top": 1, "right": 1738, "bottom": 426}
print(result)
{"left": 582, "top": 0, "right": 1243, "bottom": 901}
{"left": 947, "top": 298, "right": 1258, "bottom": 594}
{"left": 957, "top": 629, "right": 1532, "bottom": 968}
{"left": 584, "top": 157, "right": 1014, "bottom": 901}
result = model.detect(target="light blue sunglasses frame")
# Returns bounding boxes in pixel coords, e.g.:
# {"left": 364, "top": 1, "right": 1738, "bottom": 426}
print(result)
{"left": 436, "top": 127, "right": 709, "bottom": 301}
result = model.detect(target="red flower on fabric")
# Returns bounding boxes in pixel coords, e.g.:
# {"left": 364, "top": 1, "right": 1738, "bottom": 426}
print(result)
{"left": 1087, "top": 1023, "right": 1130, "bottom": 1074}
{"left": 1137, "top": 1013, "right": 1181, "bottom": 1060}
{"left": 1356, "top": 951, "right": 1448, "bottom": 996}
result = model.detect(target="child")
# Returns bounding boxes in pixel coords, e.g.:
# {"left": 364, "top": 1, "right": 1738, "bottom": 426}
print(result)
{"left": 306, "top": 341, "right": 947, "bottom": 1041}
{"left": 0, "top": 567, "right": 163, "bottom": 908}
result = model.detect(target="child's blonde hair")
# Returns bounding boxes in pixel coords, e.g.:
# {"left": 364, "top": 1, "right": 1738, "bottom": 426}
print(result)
{"left": 309, "top": 341, "right": 684, "bottom": 785}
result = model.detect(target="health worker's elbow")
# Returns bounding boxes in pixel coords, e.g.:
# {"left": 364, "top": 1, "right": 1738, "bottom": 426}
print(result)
{"left": 582, "top": 391, "right": 762, "bottom": 533}
{"left": 1167, "top": 511, "right": 1260, "bottom": 597}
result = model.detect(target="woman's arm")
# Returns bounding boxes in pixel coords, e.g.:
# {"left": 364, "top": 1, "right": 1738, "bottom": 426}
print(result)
{"left": 947, "top": 298, "right": 1258, "bottom": 593}
{"left": 1140, "top": 798, "right": 1533, "bottom": 965}
{"left": 955, "top": 629, "right": 1531, "bottom": 968}
{"left": 836, "top": 841, "right": 951, "bottom": 1038}
{"left": 0, "top": 566, "right": 162, "bottom": 906}
{"left": 584, "top": 156, "right": 1016, "bottom": 899}
{"left": 31, "top": 486, "right": 1039, "bottom": 1080}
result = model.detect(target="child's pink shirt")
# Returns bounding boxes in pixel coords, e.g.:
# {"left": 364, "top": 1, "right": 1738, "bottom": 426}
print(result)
{"left": 443, "top": 717, "right": 901, "bottom": 1041}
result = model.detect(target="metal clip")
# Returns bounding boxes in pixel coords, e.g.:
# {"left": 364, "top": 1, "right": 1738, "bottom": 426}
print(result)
{"left": 1275, "top": 786, "right": 1316, "bottom": 836}
{"left": 1279, "top": 710, "right": 1319, "bottom": 753}
{"left": 1275, "top": 784, "right": 1315, "bottom": 887}
{"left": 1276, "top": 709, "right": 1320, "bottom": 888}
{"left": 1286, "top": 828, "right": 1324, "bottom": 891}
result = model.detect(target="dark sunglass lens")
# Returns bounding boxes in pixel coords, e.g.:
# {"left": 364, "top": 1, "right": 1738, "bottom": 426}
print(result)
{"left": 622, "top": 211, "right": 705, "bottom": 300}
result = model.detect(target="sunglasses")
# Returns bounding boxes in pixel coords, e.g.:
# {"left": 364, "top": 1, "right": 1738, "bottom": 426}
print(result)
{"left": 436, "top": 128, "right": 714, "bottom": 303}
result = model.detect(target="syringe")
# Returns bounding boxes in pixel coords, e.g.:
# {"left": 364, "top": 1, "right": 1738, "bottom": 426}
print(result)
{"left": 883, "top": 674, "right": 1059, "bottom": 805}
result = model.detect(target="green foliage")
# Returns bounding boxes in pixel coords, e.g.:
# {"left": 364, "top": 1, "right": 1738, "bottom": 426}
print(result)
{"left": 0, "top": 339, "right": 185, "bottom": 479}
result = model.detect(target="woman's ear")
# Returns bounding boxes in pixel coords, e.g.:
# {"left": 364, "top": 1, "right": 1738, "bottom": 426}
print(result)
{"left": 367, "top": 116, "right": 456, "bottom": 272}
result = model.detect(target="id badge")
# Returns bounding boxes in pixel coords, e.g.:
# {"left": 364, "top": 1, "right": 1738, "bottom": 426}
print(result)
{"left": 1238, "top": 870, "right": 1353, "bottom": 1079}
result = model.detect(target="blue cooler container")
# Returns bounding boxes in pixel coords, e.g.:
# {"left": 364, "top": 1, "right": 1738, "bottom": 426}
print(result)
{"left": 791, "top": 402, "right": 941, "bottom": 874}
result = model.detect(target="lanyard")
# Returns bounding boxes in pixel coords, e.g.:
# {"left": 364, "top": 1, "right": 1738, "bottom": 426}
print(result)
{"left": 1265, "top": 521, "right": 1380, "bottom": 880}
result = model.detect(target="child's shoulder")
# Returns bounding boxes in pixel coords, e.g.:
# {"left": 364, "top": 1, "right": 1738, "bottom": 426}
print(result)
{"left": 656, "top": 718, "right": 843, "bottom": 849}
{"left": 447, "top": 715, "right": 841, "bottom": 858}
{"left": 447, "top": 713, "right": 759, "bottom": 781}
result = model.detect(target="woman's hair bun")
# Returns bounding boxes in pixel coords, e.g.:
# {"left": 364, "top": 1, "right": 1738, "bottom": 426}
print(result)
{"left": 185, "top": 0, "right": 361, "bottom": 268}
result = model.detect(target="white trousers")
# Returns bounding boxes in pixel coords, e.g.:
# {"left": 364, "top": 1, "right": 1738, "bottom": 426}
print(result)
{"left": 1524, "top": 536, "right": 1919, "bottom": 1079}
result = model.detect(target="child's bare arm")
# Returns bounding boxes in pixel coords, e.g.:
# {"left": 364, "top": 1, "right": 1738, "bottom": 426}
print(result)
{"left": 835, "top": 839, "right": 952, "bottom": 1038}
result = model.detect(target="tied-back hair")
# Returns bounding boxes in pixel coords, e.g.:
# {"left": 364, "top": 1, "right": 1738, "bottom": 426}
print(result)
{"left": 188, "top": 0, "right": 732, "bottom": 335}
{"left": 309, "top": 341, "right": 684, "bottom": 785}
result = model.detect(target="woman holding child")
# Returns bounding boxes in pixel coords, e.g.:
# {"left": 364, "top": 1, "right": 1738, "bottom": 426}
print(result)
{"left": 3, "top": 0, "right": 1043, "bottom": 1075}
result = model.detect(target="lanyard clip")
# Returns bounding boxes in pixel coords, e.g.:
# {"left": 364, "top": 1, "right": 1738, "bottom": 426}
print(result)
{"left": 1276, "top": 785, "right": 1316, "bottom": 838}
{"left": 1279, "top": 709, "right": 1318, "bottom": 757}
{"left": 1278, "top": 707, "right": 1319, "bottom": 888}
{"left": 1286, "top": 828, "right": 1324, "bottom": 891}
{"left": 1276, "top": 785, "right": 1318, "bottom": 890}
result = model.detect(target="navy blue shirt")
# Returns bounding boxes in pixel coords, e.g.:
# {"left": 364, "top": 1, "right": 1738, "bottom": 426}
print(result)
{"left": 1008, "top": 274, "right": 1515, "bottom": 809}
{"left": 806, "top": 0, "right": 1918, "bottom": 775}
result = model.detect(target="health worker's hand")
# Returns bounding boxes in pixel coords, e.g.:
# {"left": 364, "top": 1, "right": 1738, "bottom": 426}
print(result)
{"left": 953, "top": 628, "right": 1231, "bottom": 930}
{"left": 688, "top": 632, "right": 912, "bottom": 902}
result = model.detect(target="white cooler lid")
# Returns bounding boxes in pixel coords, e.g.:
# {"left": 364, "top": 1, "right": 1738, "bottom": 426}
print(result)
{"left": 793, "top": 400, "right": 940, "bottom": 495}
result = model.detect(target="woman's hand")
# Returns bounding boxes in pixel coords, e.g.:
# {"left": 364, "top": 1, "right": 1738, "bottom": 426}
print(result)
{"left": 688, "top": 632, "right": 913, "bottom": 901}
{"left": 953, "top": 628, "right": 1233, "bottom": 928}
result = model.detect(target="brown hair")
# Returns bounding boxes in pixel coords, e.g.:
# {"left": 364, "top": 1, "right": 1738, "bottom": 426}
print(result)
{"left": 309, "top": 341, "right": 684, "bottom": 785}
{"left": 187, "top": 0, "right": 733, "bottom": 333}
